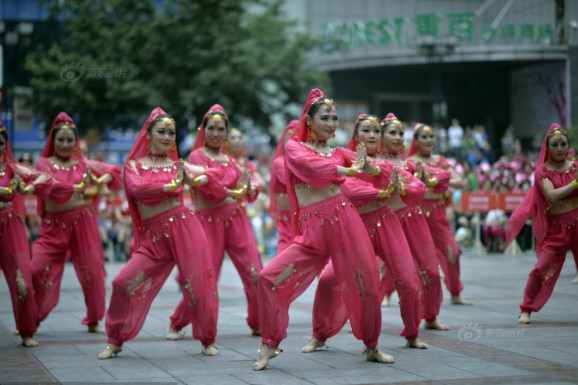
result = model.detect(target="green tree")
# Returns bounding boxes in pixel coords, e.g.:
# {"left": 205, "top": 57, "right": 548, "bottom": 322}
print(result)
{"left": 26, "top": 0, "right": 329, "bottom": 136}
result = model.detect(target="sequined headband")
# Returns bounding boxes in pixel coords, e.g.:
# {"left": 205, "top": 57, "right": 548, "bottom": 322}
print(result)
{"left": 547, "top": 128, "right": 567, "bottom": 137}
{"left": 381, "top": 117, "right": 402, "bottom": 127}
{"left": 358, "top": 115, "right": 380, "bottom": 128}
{"left": 58, "top": 123, "right": 76, "bottom": 131}
{"left": 417, "top": 125, "right": 432, "bottom": 133}
{"left": 313, "top": 97, "right": 335, "bottom": 107}
{"left": 208, "top": 110, "right": 227, "bottom": 121}
{"left": 148, "top": 115, "right": 175, "bottom": 130}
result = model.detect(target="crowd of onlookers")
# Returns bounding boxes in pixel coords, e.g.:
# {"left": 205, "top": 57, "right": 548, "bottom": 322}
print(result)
{"left": 16, "top": 118, "right": 546, "bottom": 261}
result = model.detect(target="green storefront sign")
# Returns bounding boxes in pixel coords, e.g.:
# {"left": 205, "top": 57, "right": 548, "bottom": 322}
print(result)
{"left": 319, "top": 12, "right": 553, "bottom": 51}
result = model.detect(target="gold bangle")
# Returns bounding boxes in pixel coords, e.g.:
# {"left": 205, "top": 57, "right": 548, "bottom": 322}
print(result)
{"left": 399, "top": 182, "right": 407, "bottom": 196}
{"left": 429, "top": 177, "right": 437, "bottom": 187}
{"left": 193, "top": 176, "right": 202, "bottom": 187}
{"left": 97, "top": 177, "right": 104, "bottom": 186}
{"left": 348, "top": 167, "right": 357, "bottom": 177}
{"left": 370, "top": 166, "right": 380, "bottom": 176}
{"left": 414, "top": 172, "right": 419, "bottom": 178}
{"left": 4, "top": 179, "right": 14, "bottom": 196}
{"left": 167, "top": 180, "right": 177, "bottom": 193}
{"left": 572, "top": 179, "right": 578, "bottom": 189}
{"left": 379, "top": 189, "right": 390, "bottom": 199}
{"left": 233, "top": 188, "right": 244, "bottom": 200}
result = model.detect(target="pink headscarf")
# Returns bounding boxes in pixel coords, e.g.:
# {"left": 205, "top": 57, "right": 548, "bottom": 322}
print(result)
{"left": 268, "top": 120, "right": 299, "bottom": 220}
{"left": 407, "top": 122, "right": 430, "bottom": 158}
{"left": 42, "top": 112, "right": 81, "bottom": 160}
{"left": 0, "top": 121, "right": 14, "bottom": 164}
{"left": 192, "top": 104, "right": 229, "bottom": 153}
{"left": 506, "top": 123, "right": 565, "bottom": 252}
{"left": 345, "top": 114, "right": 381, "bottom": 154}
{"left": 124, "top": 107, "right": 179, "bottom": 245}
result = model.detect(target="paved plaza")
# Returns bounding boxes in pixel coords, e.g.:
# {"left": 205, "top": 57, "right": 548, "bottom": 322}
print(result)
{"left": 1, "top": 250, "right": 577, "bottom": 385}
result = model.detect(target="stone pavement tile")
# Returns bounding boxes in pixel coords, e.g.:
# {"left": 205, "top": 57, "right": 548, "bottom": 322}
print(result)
{"left": 103, "top": 362, "right": 177, "bottom": 380}
{"left": 236, "top": 369, "right": 314, "bottom": 385}
{"left": 50, "top": 366, "right": 116, "bottom": 382}
{"left": 179, "top": 374, "right": 254, "bottom": 385}
{"left": 445, "top": 360, "right": 533, "bottom": 378}
{"left": 167, "top": 359, "right": 254, "bottom": 377}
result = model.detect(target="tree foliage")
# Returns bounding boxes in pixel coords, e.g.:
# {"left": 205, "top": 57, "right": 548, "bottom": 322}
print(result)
{"left": 26, "top": 0, "right": 330, "bottom": 134}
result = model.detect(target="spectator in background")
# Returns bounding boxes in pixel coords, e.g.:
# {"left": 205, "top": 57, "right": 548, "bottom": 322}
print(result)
{"left": 437, "top": 125, "right": 448, "bottom": 156}
{"left": 448, "top": 118, "right": 464, "bottom": 163}
{"left": 501, "top": 124, "right": 516, "bottom": 159}
{"left": 483, "top": 205, "right": 508, "bottom": 252}
{"left": 473, "top": 125, "right": 488, "bottom": 150}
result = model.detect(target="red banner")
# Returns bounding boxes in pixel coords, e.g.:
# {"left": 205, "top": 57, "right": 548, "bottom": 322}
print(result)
{"left": 461, "top": 192, "right": 526, "bottom": 213}
{"left": 499, "top": 193, "right": 526, "bottom": 212}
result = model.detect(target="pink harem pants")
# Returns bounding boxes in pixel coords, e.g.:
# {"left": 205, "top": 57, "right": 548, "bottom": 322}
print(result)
{"left": 31, "top": 205, "right": 105, "bottom": 326}
{"left": 394, "top": 207, "right": 443, "bottom": 321}
{"left": 105, "top": 206, "right": 218, "bottom": 347}
{"left": 0, "top": 207, "right": 38, "bottom": 338}
{"left": 257, "top": 195, "right": 382, "bottom": 348}
{"left": 521, "top": 210, "right": 578, "bottom": 313}
{"left": 421, "top": 200, "right": 464, "bottom": 297}
{"left": 170, "top": 201, "right": 261, "bottom": 331}
{"left": 312, "top": 206, "right": 422, "bottom": 341}
{"left": 275, "top": 209, "right": 292, "bottom": 254}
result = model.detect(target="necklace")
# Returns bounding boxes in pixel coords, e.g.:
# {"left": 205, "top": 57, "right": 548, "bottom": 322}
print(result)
{"left": 382, "top": 151, "right": 399, "bottom": 159}
{"left": 205, "top": 145, "right": 222, "bottom": 156}
{"left": 308, "top": 138, "right": 327, "bottom": 146}
{"left": 52, "top": 155, "right": 77, "bottom": 171}
{"left": 147, "top": 152, "right": 167, "bottom": 159}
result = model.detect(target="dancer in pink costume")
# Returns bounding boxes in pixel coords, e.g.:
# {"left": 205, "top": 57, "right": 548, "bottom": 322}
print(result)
{"left": 0, "top": 122, "right": 52, "bottom": 347}
{"left": 253, "top": 89, "right": 394, "bottom": 371}
{"left": 406, "top": 123, "right": 471, "bottom": 305}
{"left": 31, "top": 112, "right": 122, "bottom": 333}
{"left": 302, "top": 113, "right": 428, "bottom": 352}
{"left": 378, "top": 113, "right": 451, "bottom": 330}
{"left": 166, "top": 104, "right": 263, "bottom": 340}
{"left": 507, "top": 123, "right": 578, "bottom": 324}
{"left": 269, "top": 120, "right": 299, "bottom": 254}
{"left": 98, "top": 108, "right": 223, "bottom": 359}
{"left": 227, "top": 127, "right": 266, "bottom": 188}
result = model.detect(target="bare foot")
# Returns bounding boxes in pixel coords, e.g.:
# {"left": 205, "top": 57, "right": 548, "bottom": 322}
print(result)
{"left": 97, "top": 343, "right": 122, "bottom": 359}
{"left": 424, "top": 319, "right": 450, "bottom": 330}
{"left": 518, "top": 312, "right": 531, "bottom": 324}
{"left": 88, "top": 324, "right": 106, "bottom": 334}
{"left": 451, "top": 296, "right": 472, "bottom": 305}
{"left": 572, "top": 274, "right": 578, "bottom": 284}
{"left": 253, "top": 344, "right": 282, "bottom": 371}
{"left": 22, "top": 337, "right": 39, "bottom": 347}
{"left": 302, "top": 337, "right": 326, "bottom": 353}
{"left": 166, "top": 327, "right": 182, "bottom": 341}
{"left": 406, "top": 338, "right": 428, "bottom": 349}
{"left": 202, "top": 344, "right": 219, "bottom": 356}
{"left": 251, "top": 329, "right": 261, "bottom": 337}
{"left": 364, "top": 346, "right": 394, "bottom": 363}
{"left": 381, "top": 295, "right": 390, "bottom": 307}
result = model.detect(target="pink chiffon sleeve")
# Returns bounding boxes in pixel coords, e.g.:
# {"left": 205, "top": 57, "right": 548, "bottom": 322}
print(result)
{"left": 87, "top": 160, "right": 122, "bottom": 192}
{"left": 340, "top": 179, "right": 382, "bottom": 208}
{"left": 124, "top": 162, "right": 182, "bottom": 206}
{"left": 285, "top": 140, "right": 341, "bottom": 187}
{"left": 188, "top": 166, "right": 228, "bottom": 205}
{"left": 406, "top": 160, "right": 451, "bottom": 194}
{"left": 36, "top": 157, "right": 74, "bottom": 204}
{"left": 17, "top": 163, "right": 53, "bottom": 199}
{"left": 245, "top": 175, "right": 262, "bottom": 203}
{"left": 396, "top": 166, "right": 427, "bottom": 207}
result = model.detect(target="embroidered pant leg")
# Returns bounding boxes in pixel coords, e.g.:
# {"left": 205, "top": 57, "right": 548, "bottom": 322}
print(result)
{"left": 169, "top": 212, "right": 219, "bottom": 346}
{"left": 364, "top": 209, "right": 422, "bottom": 340}
{"left": 0, "top": 208, "right": 37, "bottom": 337}
{"left": 520, "top": 221, "right": 576, "bottom": 313}
{"left": 31, "top": 213, "right": 72, "bottom": 324}
{"left": 423, "top": 203, "right": 463, "bottom": 297}
{"left": 106, "top": 251, "right": 174, "bottom": 346}
{"left": 311, "top": 262, "right": 349, "bottom": 342}
{"left": 398, "top": 208, "right": 443, "bottom": 321}
{"left": 68, "top": 209, "right": 107, "bottom": 326}
{"left": 225, "top": 207, "right": 263, "bottom": 331}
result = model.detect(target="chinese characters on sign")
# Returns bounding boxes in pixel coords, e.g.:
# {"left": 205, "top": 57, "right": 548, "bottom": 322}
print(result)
{"left": 319, "top": 11, "right": 553, "bottom": 51}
